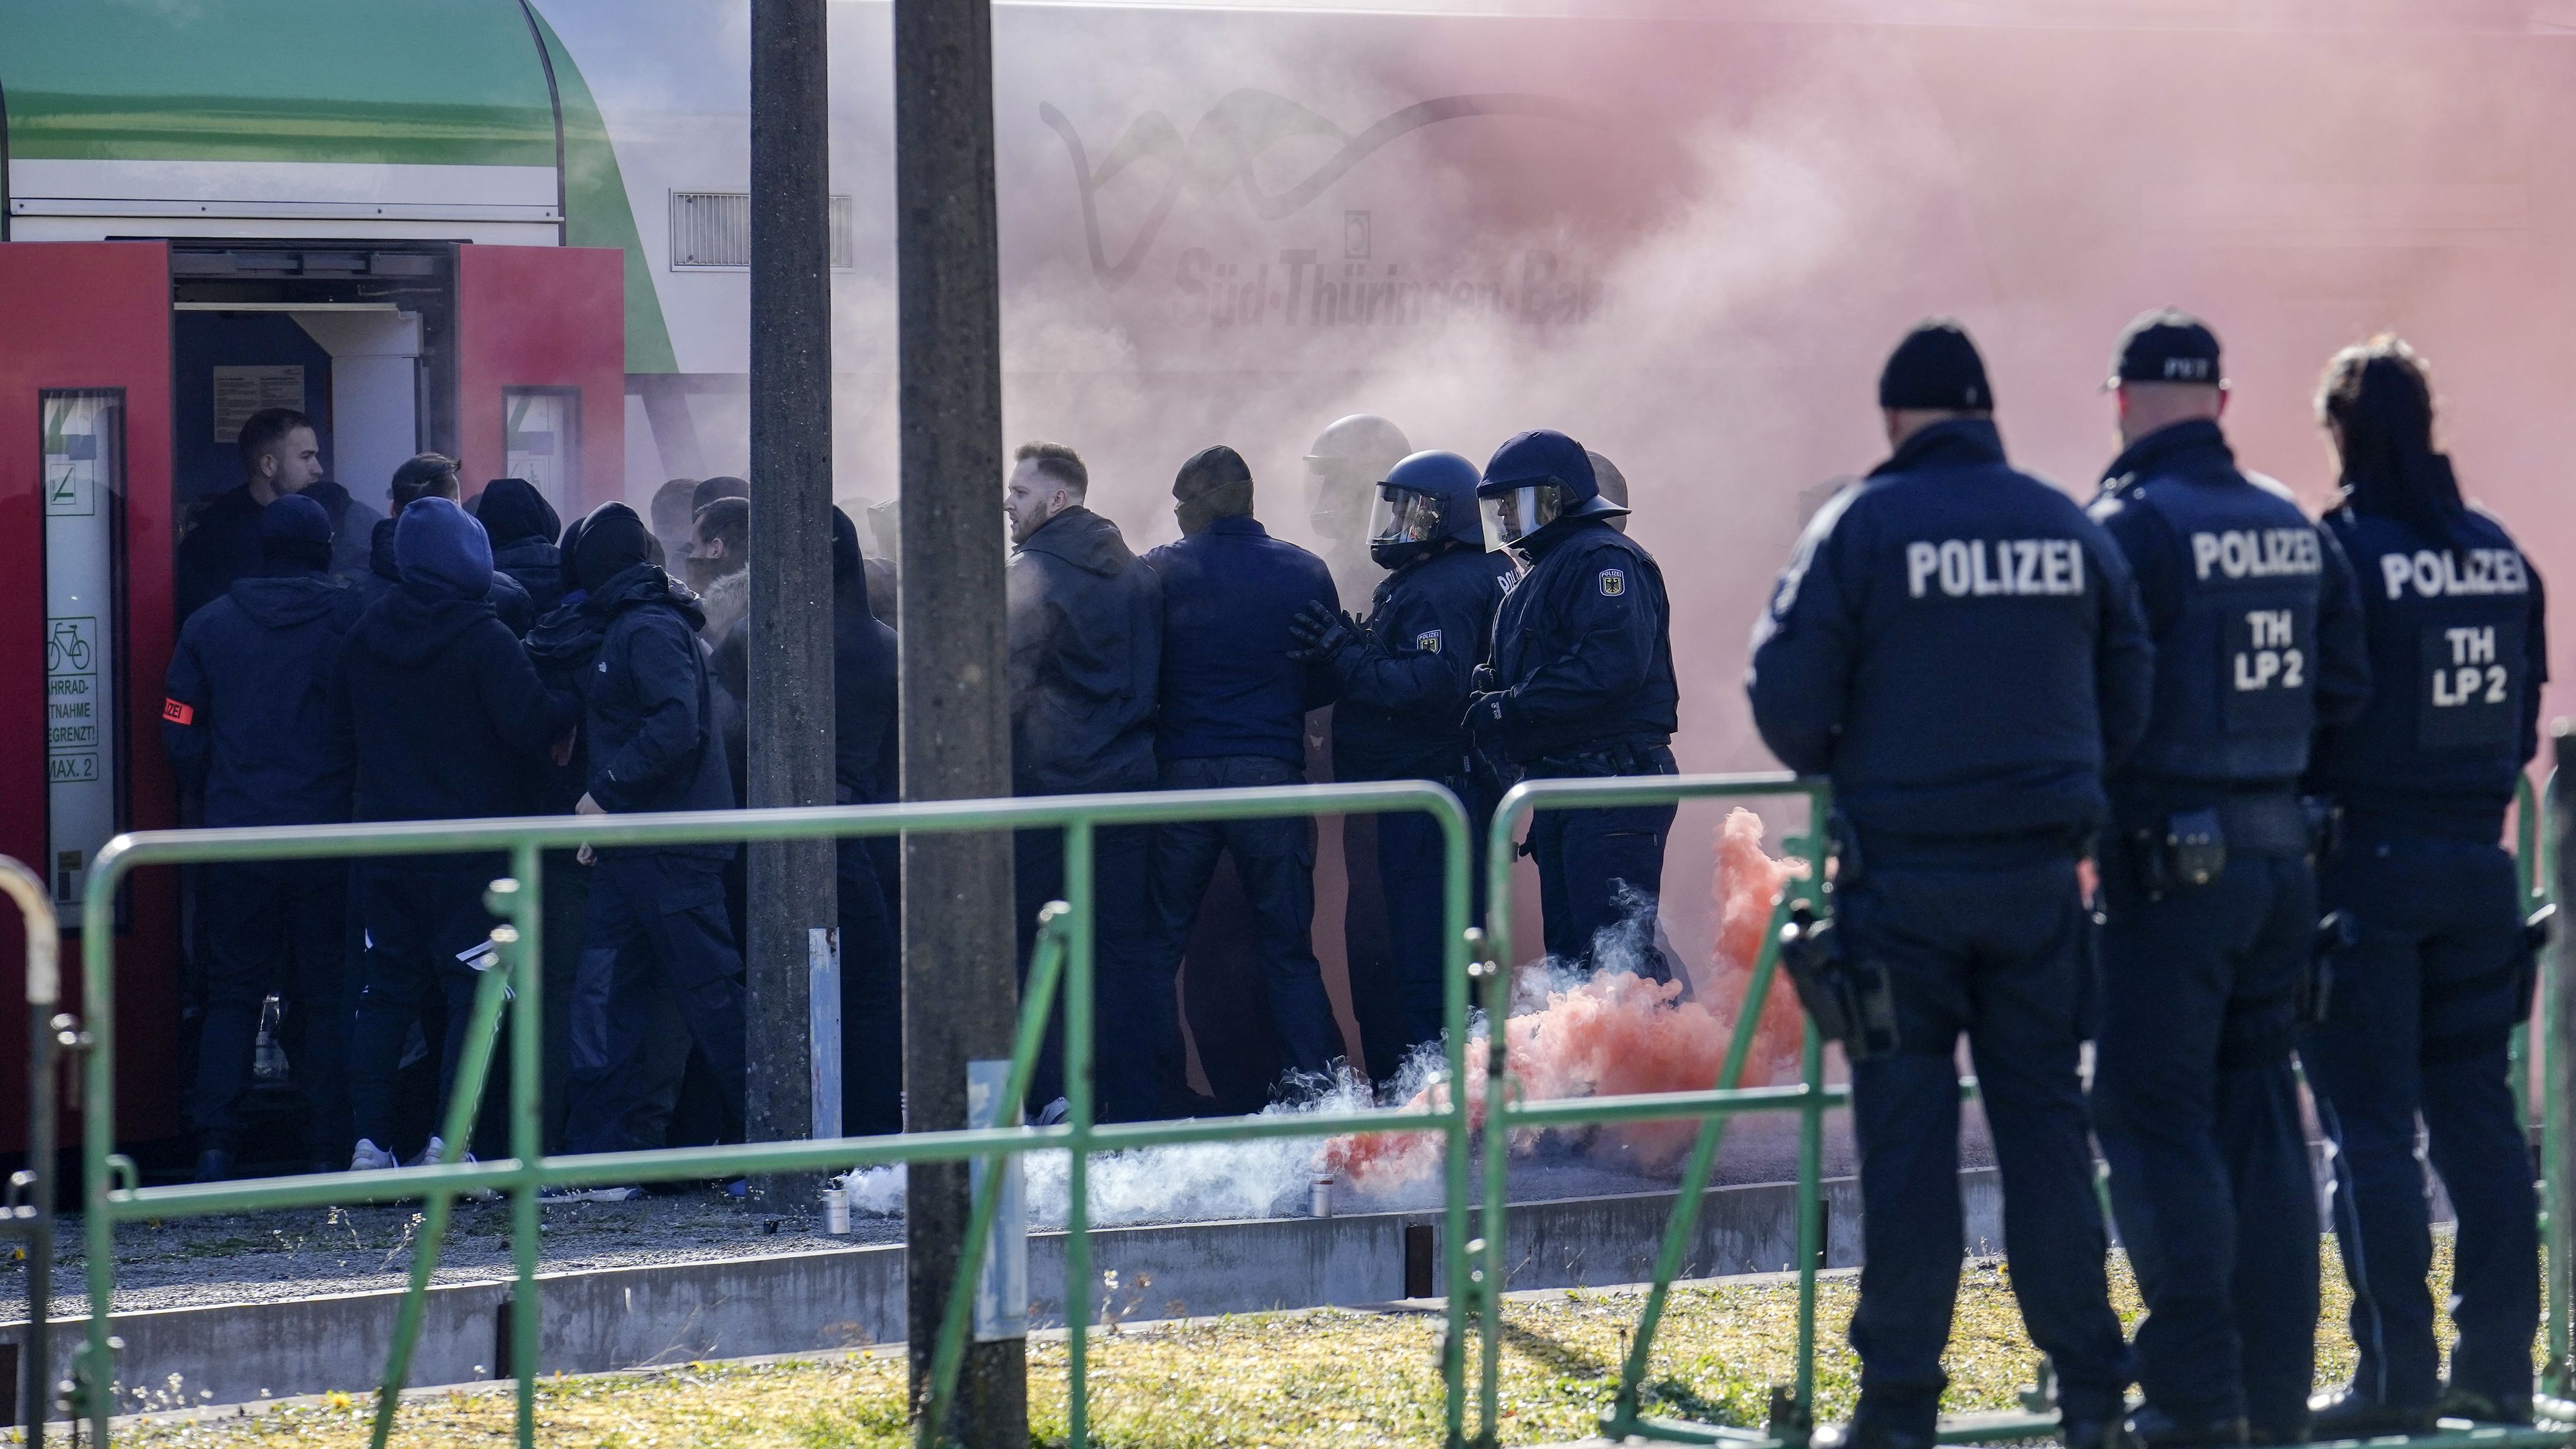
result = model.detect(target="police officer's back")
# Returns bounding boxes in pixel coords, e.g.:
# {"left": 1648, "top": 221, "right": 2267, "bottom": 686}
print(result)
{"left": 2084, "top": 309, "right": 2370, "bottom": 1448}
{"left": 1465, "top": 430, "right": 1678, "bottom": 979}
{"left": 164, "top": 494, "right": 366, "bottom": 1181}
{"left": 1288, "top": 448, "right": 1505, "bottom": 1074}
{"left": 1747, "top": 320, "right": 2147, "bottom": 1449}
{"left": 2299, "top": 337, "right": 2546, "bottom": 1432}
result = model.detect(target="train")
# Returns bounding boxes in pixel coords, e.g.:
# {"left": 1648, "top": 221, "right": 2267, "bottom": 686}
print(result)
{"left": 3, "top": 0, "right": 2571, "bottom": 1148}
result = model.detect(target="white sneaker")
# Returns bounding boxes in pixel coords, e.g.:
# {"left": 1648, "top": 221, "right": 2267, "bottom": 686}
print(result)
{"left": 350, "top": 1138, "right": 398, "bottom": 1172}
{"left": 410, "top": 1136, "right": 501, "bottom": 1200}
{"left": 538, "top": 1184, "right": 643, "bottom": 1204}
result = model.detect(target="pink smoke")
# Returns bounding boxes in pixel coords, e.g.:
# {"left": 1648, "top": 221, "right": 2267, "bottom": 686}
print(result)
{"left": 1326, "top": 808, "right": 1806, "bottom": 1189}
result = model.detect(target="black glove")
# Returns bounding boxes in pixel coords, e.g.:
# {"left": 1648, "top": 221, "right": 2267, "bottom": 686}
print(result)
{"left": 1285, "top": 599, "right": 1364, "bottom": 663}
{"left": 1462, "top": 690, "right": 1514, "bottom": 747}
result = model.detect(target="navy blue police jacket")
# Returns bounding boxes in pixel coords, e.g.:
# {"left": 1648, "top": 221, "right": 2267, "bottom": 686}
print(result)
{"left": 2304, "top": 494, "right": 2546, "bottom": 842}
{"left": 523, "top": 590, "right": 606, "bottom": 814}
{"left": 1330, "top": 543, "right": 1509, "bottom": 782}
{"left": 162, "top": 571, "right": 367, "bottom": 827}
{"left": 1144, "top": 516, "right": 1338, "bottom": 766}
{"left": 582, "top": 564, "right": 736, "bottom": 856}
{"left": 334, "top": 583, "right": 575, "bottom": 824}
{"left": 1749, "top": 417, "right": 2155, "bottom": 840}
{"left": 2086, "top": 419, "right": 2370, "bottom": 811}
{"left": 1488, "top": 518, "right": 1678, "bottom": 765}
{"left": 1008, "top": 506, "right": 1163, "bottom": 794}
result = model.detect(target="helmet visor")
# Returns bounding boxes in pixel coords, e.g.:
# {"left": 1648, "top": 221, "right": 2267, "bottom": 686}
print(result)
{"left": 1479, "top": 484, "right": 1560, "bottom": 551}
{"left": 1367, "top": 484, "right": 1448, "bottom": 547}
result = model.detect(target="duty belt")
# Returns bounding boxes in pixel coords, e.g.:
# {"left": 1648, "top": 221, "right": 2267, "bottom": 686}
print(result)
{"left": 2204, "top": 793, "right": 2310, "bottom": 856}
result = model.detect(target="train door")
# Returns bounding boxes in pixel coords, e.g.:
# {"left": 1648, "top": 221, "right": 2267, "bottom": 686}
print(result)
{"left": 0, "top": 241, "right": 183, "bottom": 1149}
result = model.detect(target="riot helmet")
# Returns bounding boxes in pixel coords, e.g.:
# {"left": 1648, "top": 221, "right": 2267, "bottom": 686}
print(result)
{"left": 1304, "top": 413, "right": 1412, "bottom": 542}
{"left": 1366, "top": 449, "right": 1485, "bottom": 569}
{"left": 1477, "top": 429, "right": 1625, "bottom": 552}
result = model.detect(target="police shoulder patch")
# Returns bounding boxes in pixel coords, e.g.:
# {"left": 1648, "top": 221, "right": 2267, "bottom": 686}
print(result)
{"left": 1415, "top": 629, "right": 1442, "bottom": 653}
{"left": 1598, "top": 568, "right": 1626, "bottom": 598}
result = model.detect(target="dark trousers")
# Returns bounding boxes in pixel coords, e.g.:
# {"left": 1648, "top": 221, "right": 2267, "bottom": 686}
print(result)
{"left": 1528, "top": 746, "right": 1677, "bottom": 981}
{"left": 348, "top": 863, "right": 500, "bottom": 1152}
{"left": 562, "top": 851, "right": 748, "bottom": 1154}
{"left": 1016, "top": 820, "right": 1163, "bottom": 1122}
{"left": 1378, "top": 806, "right": 1464, "bottom": 1069}
{"left": 839, "top": 839, "right": 902, "bottom": 1137}
{"left": 2303, "top": 835, "right": 2538, "bottom": 1408}
{"left": 2092, "top": 844, "right": 2320, "bottom": 1438}
{"left": 1841, "top": 849, "right": 2131, "bottom": 1440}
{"left": 192, "top": 859, "right": 350, "bottom": 1160}
{"left": 1144, "top": 755, "right": 1339, "bottom": 1088}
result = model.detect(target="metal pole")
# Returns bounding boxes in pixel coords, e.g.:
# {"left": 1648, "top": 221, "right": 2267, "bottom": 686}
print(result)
{"left": 894, "top": 0, "right": 1020, "bottom": 1439}
{"left": 747, "top": 0, "right": 837, "bottom": 1205}
{"left": 1062, "top": 824, "right": 1095, "bottom": 1449}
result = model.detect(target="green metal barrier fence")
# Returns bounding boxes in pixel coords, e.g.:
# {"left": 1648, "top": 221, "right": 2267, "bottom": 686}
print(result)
{"left": 48, "top": 762, "right": 2576, "bottom": 1449}
{"left": 0, "top": 857, "right": 61, "bottom": 1449}
{"left": 68, "top": 782, "right": 1478, "bottom": 1449}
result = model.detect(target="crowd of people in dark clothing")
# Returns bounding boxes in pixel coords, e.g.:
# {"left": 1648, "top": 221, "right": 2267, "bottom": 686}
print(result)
{"left": 164, "top": 405, "right": 1681, "bottom": 1191}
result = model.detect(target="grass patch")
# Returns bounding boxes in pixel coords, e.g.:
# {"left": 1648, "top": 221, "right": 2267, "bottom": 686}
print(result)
{"left": 119, "top": 1241, "right": 2445, "bottom": 1448}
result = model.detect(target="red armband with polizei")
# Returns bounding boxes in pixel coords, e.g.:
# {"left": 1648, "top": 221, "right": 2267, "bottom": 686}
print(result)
{"left": 162, "top": 698, "right": 195, "bottom": 727}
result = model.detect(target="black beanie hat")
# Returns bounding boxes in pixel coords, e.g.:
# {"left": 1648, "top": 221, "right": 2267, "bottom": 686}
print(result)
{"left": 1173, "top": 445, "right": 1253, "bottom": 500}
{"left": 573, "top": 502, "right": 654, "bottom": 592}
{"left": 258, "top": 493, "right": 335, "bottom": 573}
{"left": 1878, "top": 318, "right": 1992, "bottom": 412}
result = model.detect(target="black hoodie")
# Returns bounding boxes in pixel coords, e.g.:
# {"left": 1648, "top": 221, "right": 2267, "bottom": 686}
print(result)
{"left": 163, "top": 571, "right": 367, "bottom": 826}
{"left": 582, "top": 563, "right": 735, "bottom": 843}
{"left": 475, "top": 479, "right": 567, "bottom": 616}
{"left": 173, "top": 479, "right": 383, "bottom": 625}
{"left": 1006, "top": 505, "right": 1162, "bottom": 794}
{"left": 355, "top": 515, "right": 537, "bottom": 634}
{"left": 335, "top": 575, "right": 576, "bottom": 826}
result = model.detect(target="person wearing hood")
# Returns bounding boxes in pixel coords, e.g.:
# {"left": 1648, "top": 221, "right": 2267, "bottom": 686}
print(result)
{"left": 1004, "top": 443, "right": 1164, "bottom": 1120}
{"left": 163, "top": 494, "right": 368, "bottom": 1181}
{"left": 1135, "top": 445, "right": 1342, "bottom": 1101}
{"left": 2298, "top": 337, "right": 2546, "bottom": 1432}
{"left": 1287, "top": 449, "right": 1508, "bottom": 1081}
{"left": 1747, "top": 321, "right": 2150, "bottom": 1449}
{"left": 174, "top": 407, "right": 383, "bottom": 623}
{"left": 2083, "top": 309, "right": 2371, "bottom": 1448}
{"left": 355, "top": 454, "right": 535, "bottom": 633}
{"left": 554, "top": 502, "right": 750, "bottom": 1163}
{"left": 474, "top": 478, "right": 566, "bottom": 616}
{"left": 335, "top": 496, "right": 578, "bottom": 1171}
{"left": 1465, "top": 429, "right": 1681, "bottom": 982}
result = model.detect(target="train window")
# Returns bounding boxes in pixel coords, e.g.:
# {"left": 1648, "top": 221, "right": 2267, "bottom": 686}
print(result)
{"left": 40, "top": 390, "right": 127, "bottom": 913}
{"left": 503, "top": 388, "right": 582, "bottom": 508}
{"left": 668, "top": 191, "right": 856, "bottom": 270}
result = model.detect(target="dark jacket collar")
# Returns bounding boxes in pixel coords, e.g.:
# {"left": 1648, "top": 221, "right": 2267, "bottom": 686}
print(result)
{"left": 583, "top": 561, "right": 706, "bottom": 631}
{"left": 1019, "top": 506, "right": 1136, "bottom": 576}
{"left": 1201, "top": 515, "right": 1268, "bottom": 540}
{"left": 1868, "top": 417, "right": 2007, "bottom": 479}
{"left": 2101, "top": 418, "right": 2235, "bottom": 488}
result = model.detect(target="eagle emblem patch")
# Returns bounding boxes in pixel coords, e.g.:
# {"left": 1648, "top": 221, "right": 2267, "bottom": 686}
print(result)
{"left": 1598, "top": 568, "right": 1627, "bottom": 598}
{"left": 1415, "top": 630, "right": 1442, "bottom": 653}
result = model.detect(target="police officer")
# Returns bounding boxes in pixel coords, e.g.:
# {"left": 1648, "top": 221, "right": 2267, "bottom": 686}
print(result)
{"left": 1303, "top": 414, "right": 1413, "bottom": 594}
{"left": 2299, "top": 337, "right": 2544, "bottom": 1431}
{"left": 1465, "top": 429, "right": 1678, "bottom": 980}
{"left": 1288, "top": 449, "right": 1507, "bottom": 1078}
{"left": 1749, "top": 319, "right": 2149, "bottom": 1449}
{"left": 164, "top": 494, "right": 367, "bottom": 1180}
{"left": 2086, "top": 308, "right": 2371, "bottom": 1447}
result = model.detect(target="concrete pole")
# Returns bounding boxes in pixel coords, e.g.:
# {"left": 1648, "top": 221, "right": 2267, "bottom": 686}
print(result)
{"left": 893, "top": 0, "right": 1024, "bottom": 1439}
{"left": 745, "top": 0, "right": 835, "bottom": 1204}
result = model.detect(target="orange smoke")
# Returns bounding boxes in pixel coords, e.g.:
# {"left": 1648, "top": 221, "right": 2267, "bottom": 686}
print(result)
{"left": 1326, "top": 808, "right": 1809, "bottom": 1189}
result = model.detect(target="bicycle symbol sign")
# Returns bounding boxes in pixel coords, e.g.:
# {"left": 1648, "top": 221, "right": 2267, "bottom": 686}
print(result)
{"left": 46, "top": 618, "right": 96, "bottom": 677}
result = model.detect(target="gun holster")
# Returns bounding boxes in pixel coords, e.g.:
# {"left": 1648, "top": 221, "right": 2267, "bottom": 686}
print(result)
{"left": 2131, "top": 808, "right": 2226, "bottom": 902}
{"left": 2299, "top": 909, "right": 2358, "bottom": 1027}
{"left": 1778, "top": 902, "right": 1898, "bottom": 1061}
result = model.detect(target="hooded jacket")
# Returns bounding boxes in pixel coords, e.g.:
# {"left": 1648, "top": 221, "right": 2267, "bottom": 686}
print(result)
{"left": 1008, "top": 506, "right": 1163, "bottom": 792}
{"left": 523, "top": 590, "right": 608, "bottom": 813}
{"left": 335, "top": 500, "right": 574, "bottom": 824}
{"left": 582, "top": 563, "right": 735, "bottom": 845}
{"left": 476, "top": 478, "right": 566, "bottom": 617}
{"left": 355, "top": 514, "right": 535, "bottom": 634}
{"left": 163, "top": 571, "right": 367, "bottom": 826}
{"left": 174, "top": 478, "right": 383, "bottom": 623}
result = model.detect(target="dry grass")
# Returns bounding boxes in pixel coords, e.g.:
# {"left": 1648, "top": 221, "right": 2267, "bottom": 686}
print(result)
{"left": 115, "top": 1240, "right": 2438, "bottom": 1448}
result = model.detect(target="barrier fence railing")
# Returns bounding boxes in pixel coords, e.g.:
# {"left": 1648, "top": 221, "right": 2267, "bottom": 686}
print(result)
{"left": 68, "top": 782, "right": 1477, "bottom": 1449}
{"left": 0, "top": 857, "right": 59, "bottom": 1449}
{"left": 46, "top": 757, "right": 2576, "bottom": 1449}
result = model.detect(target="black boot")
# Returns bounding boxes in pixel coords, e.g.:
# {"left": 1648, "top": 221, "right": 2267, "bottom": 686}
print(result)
{"left": 2306, "top": 1387, "right": 2434, "bottom": 1439}
{"left": 2435, "top": 1385, "right": 2533, "bottom": 1427}
{"left": 2125, "top": 1405, "right": 2249, "bottom": 1449}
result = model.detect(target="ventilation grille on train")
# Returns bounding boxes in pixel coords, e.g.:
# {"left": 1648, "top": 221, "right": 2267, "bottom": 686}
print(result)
{"left": 669, "top": 191, "right": 855, "bottom": 270}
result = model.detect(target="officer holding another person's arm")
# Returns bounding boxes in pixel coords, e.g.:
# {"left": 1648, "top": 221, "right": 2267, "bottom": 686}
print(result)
{"left": 1748, "top": 320, "right": 2149, "bottom": 1449}
{"left": 2297, "top": 336, "right": 2546, "bottom": 1432}
{"left": 1464, "top": 430, "right": 1680, "bottom": 981}
{"left": 2084, "top": 309, "right": 2372, "bottom": 1448}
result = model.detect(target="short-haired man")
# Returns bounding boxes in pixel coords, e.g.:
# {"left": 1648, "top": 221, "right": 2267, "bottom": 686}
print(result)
{"left": 688, "top": 495, "right": 752, "bottom": 641}
{"left": 649, "top": 478, "right": 700, "bottom": 566}
{"left": 1004, "top": 441, "right": 1165, "bottom": 1119}
{"left": 175, "top": 407, "right": 384, "bottom": 623}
